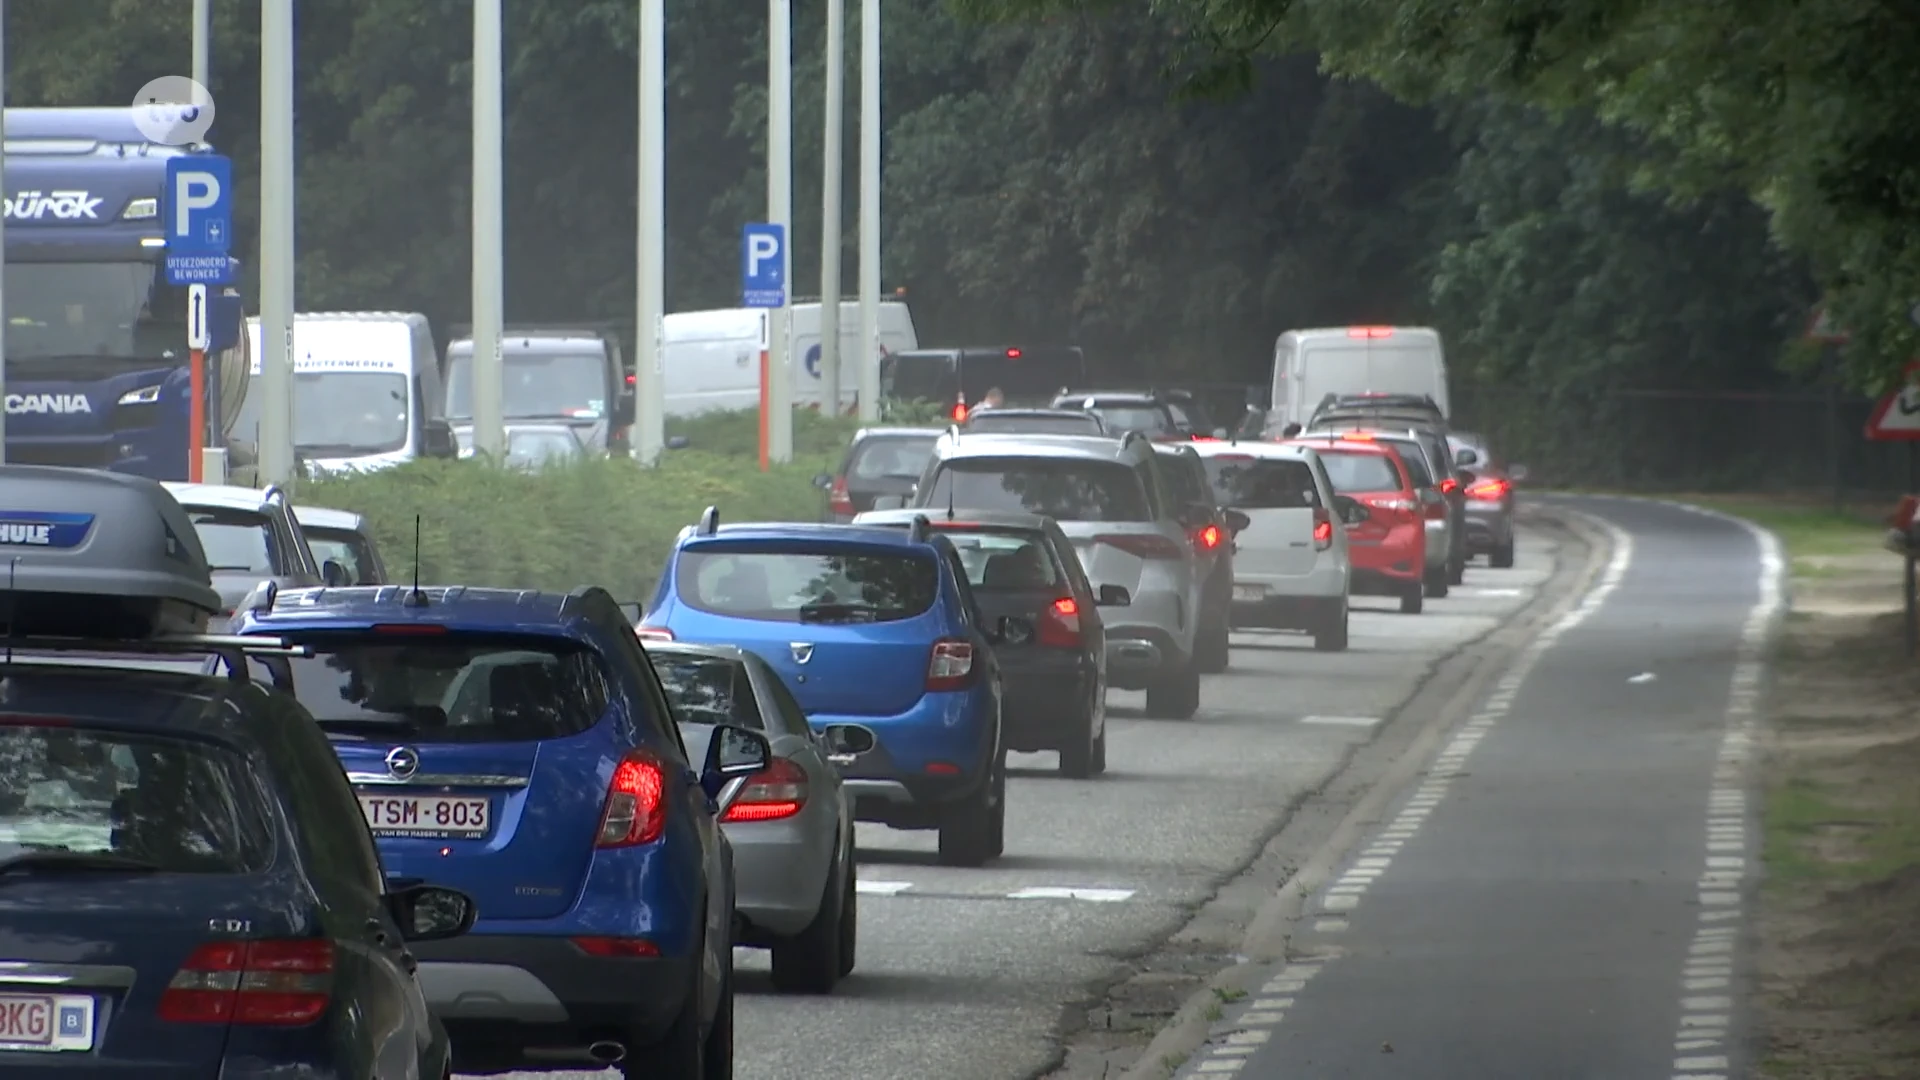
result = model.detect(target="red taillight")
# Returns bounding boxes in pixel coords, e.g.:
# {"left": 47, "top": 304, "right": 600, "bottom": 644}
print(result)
{"left": 1093, "top": 533, "right": 1186, "bottom": 560}
{"left": 1006, "top": 348, "right": 1022, "bottom": 358}
{"left": 1189, "top": 434, "right": 1220, "bottom": 442}
{"left": 1466, "top": 478, "right": 1511, "bottom": 500}
{"left": 636, "top": 626, "right": 674, "bottom": 642}
{"left": 828, "top": 475, "right": 854, "bottom": 515}
{"left": 1346, "top": 326, "right": 1394, "bottom": 338}
{"left": 1313, "top": 507, "right": 1334, "bottom": 551}
{"left": 625, "top": 373, "right": 637, "bottom": 387}
{"left": 720, "top": 757, "right": 808, "bottom": 823}
{"left": 926, "top": 638, "right": 975, "bottom": 691}
{"left": 161, "top": 939, "right": 335, "bottom": 1027}
{"left": 1193, "top": 523, "right": 1223, "bottom": 552}
{"left": 596, "top": 752, "right": 667, "bottom": 847}
{"left": 1439, "top": 477, "right": 1459, "bottom": 495}
{"left": 371, "top": 623, "right": 446, "bottom": 635}
{"left": 1038, "top": 596, "right": 1082, "bottom": 648}
{"left": 952, "top": 400, "right": 968, "bottom": 421}
{"left": 1340, "top": 432, "right": 1375, "bottom": 441}
{"left": 571, "top": 936, "right": 659, "bottom": 958}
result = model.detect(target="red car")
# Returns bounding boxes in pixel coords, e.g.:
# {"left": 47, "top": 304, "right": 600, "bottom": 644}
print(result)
{"left": 1282, "top": 435, "right": 1430, "bottom": 614}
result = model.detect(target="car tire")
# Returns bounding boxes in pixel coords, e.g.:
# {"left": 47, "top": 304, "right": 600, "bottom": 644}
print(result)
{"left": 835, "top": 849, "right": 858, "bottom": 979}
{"left": 770, "top": 854, "right": 845, "bottom": 994}
{"left": 1059, "top": 696, "right": 1098, "bottom": 779}
{"left": 938, "top": 753, "right": 1003, "bottom": 867}
{"left": 1090, "top": 718, "right": 1108, "bottom": 775}
{"left": 1448, "top": 554, "right": 1466, "bottom": 585}
{"left": 1144, "top": 663, "right": 1201, "bottom": 719}
{"left": 1492, "top": 538, "right": 1516, "bottom": 569}
{"left": 1424, "top": 566, "right": 1449, "bottom": 598}
{"left": 1193, "top": 605, "right": 1231, "bottom": 674}
{"left": 633, "top": 950, "right": 707, "bottom": 1079}
{"left": 1313, "top": 600, "right": 1349, "bottom": 652}
{"left": 1399, "top": 581, "right": 1425, "bottom": 615}
{"left": 701, "top": 949, "right": 734, "bottom": 1080}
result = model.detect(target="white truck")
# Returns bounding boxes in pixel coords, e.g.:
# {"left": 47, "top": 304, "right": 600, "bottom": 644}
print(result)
{"left": 662, "top": 299, "right": 919, "bottom": 416}
{"left": 1268, "top": 326, "right": 1450, "bottom": 432}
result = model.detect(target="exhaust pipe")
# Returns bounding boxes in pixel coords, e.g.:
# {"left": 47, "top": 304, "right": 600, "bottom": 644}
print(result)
{"left": 589, "top": 1041, "right": 626, "bottom": 1064}
{"left": 522, "top": 1041, "right": 626, "bottom": 1065}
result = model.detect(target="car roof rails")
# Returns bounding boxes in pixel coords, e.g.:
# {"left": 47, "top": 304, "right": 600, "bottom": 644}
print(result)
{"left": 697, "top": 506, "right": 720, "bottom": 536}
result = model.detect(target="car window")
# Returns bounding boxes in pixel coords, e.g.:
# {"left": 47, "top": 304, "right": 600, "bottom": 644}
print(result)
{"left": 1085, "top": 405, "right": 1174, "bottom": 436}
{"left": 306, "top": 528, "right": 378, "bottom": 585}
{"left": 1380, "top": 441, "right": 1434, "bottom": 486}
{"left": 1315, "top": 450, "right": 1403, "bottom": 493}
{"left": 0, "top": 723, "right": 274, "bottom": 873}
{"left": 924, "top": 457, "right": 1151, "bottom": 522}
{"left": 650, "top": 654, "right": 765, "bottom": 730}
{"left": 1204, "top": 456, "right": 1319, "bottom": 508}
{"left": 188, "top": 507, "right": 282, "bottom": 575}
{"left": 676, "top": 545, "right": 939, "bottom": 624}
{"left": 263, "top": 634, "right": 611, "bottom": 744}
{"left": 1163, "top": 455, "right": 1209, "bottom": 507}
{"left": 848, "top": 436, "right": 937, "bottom": 481}
{"left": 936, "top": 528, "right": 1059, "bottom": 590}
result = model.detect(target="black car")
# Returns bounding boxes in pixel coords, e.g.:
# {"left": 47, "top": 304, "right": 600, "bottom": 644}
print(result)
{"left": 814, "top": 426, "right": 944, "bottom": 522}
{"left": 852, "top": 508, "right": 1127, "bottom": 778}
{"left": 961, "top": 408, "right": 1108, "bottom": 436}
{"left": 0, "top": 463, "right": 476, "bottom": 1079}
{"left": 1050, "top": 391, "right": 1186, "bottom": 441}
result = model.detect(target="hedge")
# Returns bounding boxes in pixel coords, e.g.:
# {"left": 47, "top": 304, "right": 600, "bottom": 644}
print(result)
{"left": 296, "top": 409, "right": 862, "bottom": 602}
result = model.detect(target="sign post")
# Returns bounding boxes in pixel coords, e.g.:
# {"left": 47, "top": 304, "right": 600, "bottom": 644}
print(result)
{"left": 162, "top": 155, "right": 234, "bottom": 483}
{"left": 185, "top": 285, "right": 209, "bottom": 482}
{"left": 1867, "top": 361, "right": 1920, "bottom": 660}
{"left": 743, "top": 223, "right": 787, "bottom": 472}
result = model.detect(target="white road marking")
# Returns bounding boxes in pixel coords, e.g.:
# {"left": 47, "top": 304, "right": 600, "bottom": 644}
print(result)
{"left": 1298, "top": 715, "right": 1382, "bottom": 727}
{"left": 1455, "top": 586, "right": 1524, "bottom": 596}
{"left": 1629, "top": 671, "right": 1657, "bottom": 683}
{"left": 1006, "top": 886, "right": 1135, "bottom": 902}
{"left": 855, "top": 880, "right": 914, "bottom": 895}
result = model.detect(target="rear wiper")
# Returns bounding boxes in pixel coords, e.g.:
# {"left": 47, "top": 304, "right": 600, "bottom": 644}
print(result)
{"left": 0, "top": 851, "right": 161, "bottom": 877}
{"left": 798, "top": 602, "right": 880, "bottom": 624}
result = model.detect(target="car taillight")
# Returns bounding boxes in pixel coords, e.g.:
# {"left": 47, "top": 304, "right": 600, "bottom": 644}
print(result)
{"left": 828, "top": 475, "right": 854, "bottom": 515}
{"left": 926, "top": 638, "right": 975, "bottom": 691}
{"left": 596, "top": 752, "right": 667, "bottom": 847}
{"left": 1093, "top": 533, "right": 1186, "bottom": 560}
{"left": 1466, "top": 478, "right": 1511, "bottom": 500}
{"left": 1038, "top": 596, "right": 1082, "bottom": 648}
{"left": 1439, "top": 477, "right": 1459, "bottom": 495}
{"left": 720, "top": 757, "right": 808, "bottom": 823}
{"left": 636, "top": 626, "right": 674, "bottom": 641}
{"left": 1192, "top": 523, "right": 1223, "bottom": 553}
{"left": 1312, "top": 507, "right": 1333, "bottom": 551}
{"left": 160, "top": 939, "right": 335, "bottom": 1026}
{"left": 952, "top": 400, "right": 968, "bottom": 421}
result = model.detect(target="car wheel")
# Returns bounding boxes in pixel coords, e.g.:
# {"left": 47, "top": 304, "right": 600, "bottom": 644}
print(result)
{"left": 938, "top": 753, "right": 1002, "bottom": 867}
{"left": 1399, "top": 581, "right": 1425, "bottom": 615}
{"left": 836, "top": 849, "right": 858, "bottom": 979}
{"left": 1313, "top": 599, "right": 1349, "bottom": 652}
{"left": 1059, "top": 698, "right": 1098, "bottom": 779}
{"left": 1144, "top": 663, "right": 1201, "bottom": 720}
{"left": 986, "top": 754, "right": 1007, "bottom": 858}
{"left": 1090, "top": 715, "right": 1108, "bottom": 775}
{"left": 632, "top": 953, "right": 706, "bottom": 1078}
{"left": 1424, "top": 566, "right": 1449, "bottom": 598}
{"left": 770, "top": 853, "right": 845, "bottom": 994}
{"left": 1448, "top": 555, "right": 1466, "bottom": 585}
{"left": 701, "top": 949, "right": 734, "bottom": 1080}
{"left": 1492, "top": 538, "right": 1516, "bottom": 569}
{"left": 1193, "top": 605, "right": 1231, "bottom": 674}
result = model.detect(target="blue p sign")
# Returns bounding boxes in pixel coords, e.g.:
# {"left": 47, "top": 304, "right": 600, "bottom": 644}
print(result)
{"left": 741, "top": 223, "right": 786, "bottom": 308}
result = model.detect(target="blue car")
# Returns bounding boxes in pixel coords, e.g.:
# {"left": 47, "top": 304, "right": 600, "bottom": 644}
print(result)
{"left": 639, "top": 508, "right": 1016, "bottom": 867}
{"left": 231, "top": 583, "right": 772, "bottom": 1079}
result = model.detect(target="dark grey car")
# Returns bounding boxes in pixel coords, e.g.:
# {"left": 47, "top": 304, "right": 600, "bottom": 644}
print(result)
{"left": 814, "top": 426, "right": 944, "bottom": 522}
{"left": 1447, "top": 431, "right": 1526, "bottom": 568}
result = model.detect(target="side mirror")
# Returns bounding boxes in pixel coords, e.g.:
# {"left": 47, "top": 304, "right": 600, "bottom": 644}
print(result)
{"left": 1333, "top": 494, "right": 1369, "bottom": 525}
{"left": 992, "top": 615, "right": 1036, "bottom": 646}
{"left": 385, "top": 883, "right": 477, "bottom": 943}
{"left": 812, "top": 472, "right": 835, "bottom": 490}
{"left": 1222, "top": 509, "right": 1252, "bottom": 535}
{"left": 819, "top": 723, "right": 876, "bottom": 764}
{"left": 1454, "top": 447, "right": 1479, "bottom": 467}
{"left": 1509, "top": 464, "right": 1529, "bottom": 483}
{"left": 702, "top": 724, "right": 772, "bottom": 810}
{"left": 421, "top": 418, "right": 459, "bottom": 459}
{"left": 1096, "top": 583, "right": 1131, "bottom": 606}
{"left": 320, "top": 559, "right": 352, "bottom": 587}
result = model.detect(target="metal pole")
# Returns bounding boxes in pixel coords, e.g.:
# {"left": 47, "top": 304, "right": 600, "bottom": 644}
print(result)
{"left": 634, "top": 0, "right": 666, "bottom": 465}
{"left": 855, "top": 0, "right": 880, "bottom": 422}
{"left": 818, "top": 0, "right": 845, "bottom": 416}
{"left": 191, "top": 0, "right": 210, "bottom": 90}
{"left": 767, "top": 0, "right": 794, "bottom": 462}
{"left": 257, "top": 0, "right": 295, "bottom": 486}
{"left": 471, "top": 0, "right": 505, "bottom": 460}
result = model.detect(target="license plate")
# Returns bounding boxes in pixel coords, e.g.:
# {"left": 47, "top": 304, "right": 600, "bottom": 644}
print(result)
{"left": 1233, "top": 584, "right": 1265, "bottom": 602}
{"left": 0, "top": 993, "right": 94, "bottom": 1052}
{"left": 357, "top": 794, "right": 491, "bottom": 839}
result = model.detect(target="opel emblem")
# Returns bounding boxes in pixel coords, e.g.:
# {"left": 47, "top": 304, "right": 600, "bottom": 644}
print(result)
{"left": 385, "top": 746, "right": 420, "bottom": 780}
{"left": 790, "top": 642, "right": 814, "bottom": 665}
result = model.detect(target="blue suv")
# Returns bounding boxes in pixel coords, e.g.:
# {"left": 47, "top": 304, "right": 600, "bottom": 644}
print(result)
{"left": 639, "top": 508, "right": 1018, "bottom": 867}
{"left": 230, "top": 583, "right": 771, "bottom": 1079}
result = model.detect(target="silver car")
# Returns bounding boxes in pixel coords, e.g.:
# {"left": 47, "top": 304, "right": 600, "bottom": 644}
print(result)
{"left": 293, "top": 504, "right": 390, "bottom": 585}
{"left": 1447, "top": 432, "right": 1526, "bottom": 568}
{"left": 645, "top": 641, "right": 869, "bottom": 994}
{"left": 162, "top": 482, "right": 333, "bottom": 612}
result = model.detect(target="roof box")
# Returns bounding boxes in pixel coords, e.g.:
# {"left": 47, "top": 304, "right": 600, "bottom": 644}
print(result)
{"left": 0, "top": 465, "right": 223, "bottom": 639}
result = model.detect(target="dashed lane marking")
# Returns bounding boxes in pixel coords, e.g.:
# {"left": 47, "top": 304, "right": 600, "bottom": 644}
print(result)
{"left": 855, "top": 880, "right": 1137, "bottom": 902}
{"left": 1007, "top": 886, "right": 1135, "bottom": 902}
{"left": 1298, "top": 715, "right": 1382, "bottom": 727}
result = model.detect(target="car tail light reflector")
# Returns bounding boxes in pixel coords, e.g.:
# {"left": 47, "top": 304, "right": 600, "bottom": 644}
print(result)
{"left": 1312, "top": 507, "right": 1334, "bottom": 551}
{"left": 1192, "top": 523, "right": 1223, "bottom": 553}
{"left": 161, "top": 939, "right": 335, "bottom": 1026}
{"left": 596, "top": 752, "right": 667, "bottom": 847}
{"left": 1466, "top": 478, "right": 1511, "bottom": 500}
{"left": 721, "top": 757, "right": 809, "bottom": 823}
{"left": 636, "top": 626, "right": 674, "bottom": 642}
{"left": 1038, "top": 596, "right": 1082, "bottom": 648}
{"left": 828, "top": 475, "right": 854, "bottom": 515}
{"left": 571, "top": 936, "right": 660, "bottom": 958}
{"left": 926, "top": 638, "right": 975, "bottom": 691}
{"left": 1093, "top": 533, "right": 1186, "bottom": 560}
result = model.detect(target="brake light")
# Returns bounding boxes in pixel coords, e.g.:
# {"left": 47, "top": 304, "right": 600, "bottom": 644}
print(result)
{"left": 926, "top": 638, "right": 975, "bottom": 691}
{"left": 1006, "top": 348, "right": 1022, "bottom": 358}
{"left": 1340, "top": 432, "right": 1375, "bottom": 441}
{"left": 1346, "top": 326, "right": 1395, "bottom": 338}
{"left": 1312, "top": 507, "right": 1333, "bottom": 551}
{"left": 1190, "top": 434, "right": 1220, "bottom": 442}
{"left": 1093, "top": 533, "right": 1186, "bottom": 560}
{"left": 1466, "top": 478, "right": 1511, "bottom": 500}
{"left": 596, "top": 752, "right": 667, "bottom": 847}
{"left": 953, "top": 397, "right": 968, "bottom": 421}
{"left": 625, "top": 373, "right": 637, "bottom": 387}
{"left": 828, "top": 475, "right": 854, "bottom": 515}
{"left": 636, "top": 626, "right": 674, "bottom": 641}
{"left": 1194, "top": 523, "right": 1222, "bottom": 552}
{"left": 1439, "top": 477, "right": 1459, "bottom": 495}
{"left": 720, "top": 757, "right": 808, "bottom": 823}
{"left": 371, "top": 623, "right": 446, "bottom": 635}
{"left": 1038, "top": 596, "right": 1082, "bottom": 648}
{"left": 160, "top": 939, "right": 335, "bottom": 1026}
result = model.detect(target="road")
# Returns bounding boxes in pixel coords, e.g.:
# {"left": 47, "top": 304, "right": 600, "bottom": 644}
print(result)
{"left": 478, "top": 505, "right": 1583, "bottom": 1080}
{"left": 1165, "top": 496, "right": 1780, "bottom": 1079}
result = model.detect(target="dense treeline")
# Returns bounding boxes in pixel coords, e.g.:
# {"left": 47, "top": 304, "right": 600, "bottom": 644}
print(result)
{"left": 9, "top": 1, "right": 1862, "bottom": 486}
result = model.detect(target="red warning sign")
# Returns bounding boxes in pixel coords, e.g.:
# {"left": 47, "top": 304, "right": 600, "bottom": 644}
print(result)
{"left": 1865, "top": 361, "right": 1920, "bottom": 441}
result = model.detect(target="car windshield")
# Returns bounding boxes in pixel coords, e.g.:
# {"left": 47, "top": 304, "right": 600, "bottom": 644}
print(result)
{"left": 304, "top": 528, "right": 379, "bottom": 585}
{"left": 650, "top": 654, "right": 765, "bottom": 729}
{"left": 447, "top": 351, "right": 607, "bottom": 421}
{"left": 848, "top": 435, "right": 937, "bottom": 480}
{"left": 288, "top": 371, "right": 411, "bottom": 456}
{"left": 260, "top": 635, "right": 612, "bottom": 743}
{"left": 937, "top": 528, "right": 1060, "bottom": 590}
{"left": 4, "top": 260, "right": 183, "bottom": 364}
{"left": 924, "top": 457, "right": 1150, "bottom": 522}
{"left": 506, "top": 429, "right": 584, "bottom": 469}
{"left": 1203, "top": 457, "right": 1320, "bottom": 509}
{"left": 675, "top": 546, "right": 939, "bottom": 624}
{"left": 185, "top": 507, "right": 281, "bottom": 575}
{"left": 1314, "top": 450, "right": 1402, "bottom": 493}
{"left": 1084, "top": 405, "right": 1173, "bottom": 436}
{"left": 0, "top": 723, "right": 273, "bottom": 873}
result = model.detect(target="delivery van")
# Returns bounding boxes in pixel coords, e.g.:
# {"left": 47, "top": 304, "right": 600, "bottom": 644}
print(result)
{"left": 1268, "top": 326, "right": 1449, "bottom": 431}
{"left": 662, "top": 299, "right": 919, "bottom": 416}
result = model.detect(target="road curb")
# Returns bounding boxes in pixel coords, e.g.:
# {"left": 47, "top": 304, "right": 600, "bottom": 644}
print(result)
{"left": 1099, "top": 506, "right": 1615, "bottom": 1080}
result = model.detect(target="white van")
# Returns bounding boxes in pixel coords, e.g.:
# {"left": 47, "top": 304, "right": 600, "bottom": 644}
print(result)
{"left": 1269, "top": 326, "right": 1449, "bottom": 430}
{"left": 662, "top": 299, "right": 919, "bottom": 416}
{"left": 232, "top": 312, "right": 457, "bottom": 474}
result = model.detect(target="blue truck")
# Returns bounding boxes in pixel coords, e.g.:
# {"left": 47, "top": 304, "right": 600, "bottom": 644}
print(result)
{"left": 3, "top": 107, "right": 245, "bottom": 480}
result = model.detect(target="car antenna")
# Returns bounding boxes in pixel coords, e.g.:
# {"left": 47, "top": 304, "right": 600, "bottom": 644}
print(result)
{"left": 946, "top": 473, "right": 956, "bottom": 522}
{"left": 404, "top": 514, "right": 429, "bottom": 608}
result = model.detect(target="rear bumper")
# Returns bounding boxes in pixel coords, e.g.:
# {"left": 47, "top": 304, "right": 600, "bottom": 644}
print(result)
{"left": 810, "top": 694, "right": 996, "bottom": 824}
{"left": 1463, "top": 503, "right": 1512, "bottom": 550}
{"left": 727, "top": 810, "right": 837, "bottom": 940}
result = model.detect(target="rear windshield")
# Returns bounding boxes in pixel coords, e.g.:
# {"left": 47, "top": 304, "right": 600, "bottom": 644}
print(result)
{"left": 938, "top": 528, "right": 1060, "bottom": 590}
{"left": 650, "top": 654, "right": 765, "bottom": 730}
{"left": 964, "top": 413, "right": 1101, "bottom": 436}
{"left": 847, "top": 435, "right": 937, "bottom": 481}
{"left": 924, "top": 458, "right": 1150, "bottom": 522}
{"left": 1378, "top": 441, "right": 1433, "bottom": 485}
{"left": 676, "top": 546, "right": 939, "bottom": 624}
{"left": 1084, "top": 405, "right": 1173, "bottom": 436}
{"left": 1315, "top": 451, "right": 1403, "bottom": 493}
{"left": 0, "top": 724, "right": 273, "bottom": 873}
{"left": 305, "top": 528, "right": 380, "bottom": 586}
{"left": 1204, "top": 457, "right": 1319, "bottom": 509}
{"left": 267, "top": 635, "right": 612, "bottom": 743}
{"left": 188, "top": 507, "right": 283, "bottom": 576}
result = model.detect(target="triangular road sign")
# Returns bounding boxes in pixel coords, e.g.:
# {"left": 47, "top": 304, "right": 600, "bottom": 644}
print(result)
{"left": 1807, "top": 307, "right": 1850, "bottom": 343}
{"left": 1865, "top": 362, "right": 1920, "bottom": 440}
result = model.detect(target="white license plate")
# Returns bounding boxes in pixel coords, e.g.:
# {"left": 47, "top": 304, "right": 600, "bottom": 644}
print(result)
{"left": 0, "top": 993, "right": 94, "bottom": 1052}
{"left": 357, "top": 794, "right": 491, "bottom": 839}
{"left": 1233, "top": 584, "right": 1265, "bottom": 602}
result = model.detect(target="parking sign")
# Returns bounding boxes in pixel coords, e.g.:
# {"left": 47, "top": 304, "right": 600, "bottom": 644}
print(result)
{"left": 163, "top": 155, "right": 234, "bottom": 286}
{"left": 742, "top": 223, "right": 785, "bottom": 308}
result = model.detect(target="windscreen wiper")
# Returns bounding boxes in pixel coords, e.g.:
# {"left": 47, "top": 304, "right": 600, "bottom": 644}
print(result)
{"left": 0, "top": 851, "right": 161, "bottom": 878}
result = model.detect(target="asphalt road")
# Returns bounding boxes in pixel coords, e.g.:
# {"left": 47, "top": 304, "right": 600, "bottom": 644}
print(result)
{"left": 477, "top": 514, "right": 1568, "bottom": 1080}
{"left": 1171, "top": 496, "right": 1780, "bottom": 1079}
